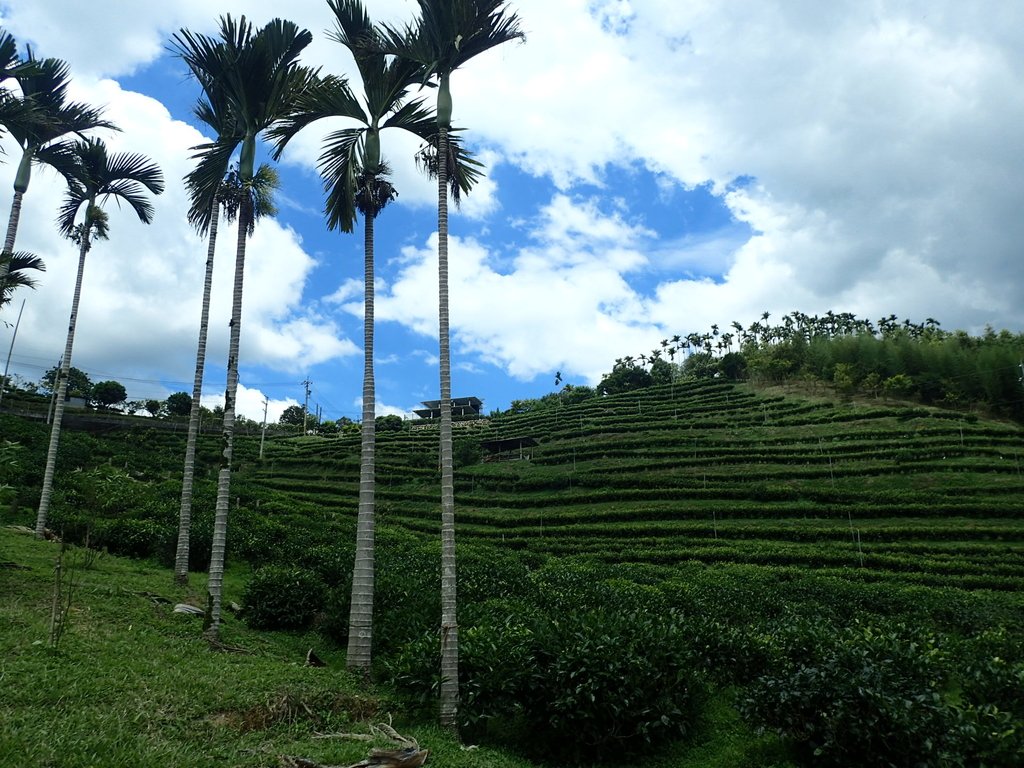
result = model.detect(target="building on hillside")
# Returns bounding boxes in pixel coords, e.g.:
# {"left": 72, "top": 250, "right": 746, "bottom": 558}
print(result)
{"left": 413, "top": 396, "right": 484, "bottom": 420}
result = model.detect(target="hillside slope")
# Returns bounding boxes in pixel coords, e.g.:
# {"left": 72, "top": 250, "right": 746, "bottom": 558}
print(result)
{"left": 246, "top": 379, "right": 1024, "bottom": 594}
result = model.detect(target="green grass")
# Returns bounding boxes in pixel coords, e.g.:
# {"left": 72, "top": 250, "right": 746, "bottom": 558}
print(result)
{"left": 0, "top": 530, "right": 535, "bottom": 768}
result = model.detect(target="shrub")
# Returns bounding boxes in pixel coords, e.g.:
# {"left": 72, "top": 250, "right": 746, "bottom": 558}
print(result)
{"left": 518, "top": 607, "right": 702, "bottom": 763}
{"left": 740, "top": 622, "right": 961, "bottom": 766}
{"left": 93, "top": 517, "right": 167, "bottom": 559}
{"left": 242, "top": 566, "right": 325, "bottom": 630}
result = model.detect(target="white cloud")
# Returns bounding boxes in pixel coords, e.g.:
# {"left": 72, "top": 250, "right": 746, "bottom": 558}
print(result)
{"left": 201, "top": 382, "right": 297, "bottom": 424}
{"left": 2, "top": 0, "right": 1023, "bottom": 403}
{"left": 0, "top": 76, "right": 355, "bottom": 398}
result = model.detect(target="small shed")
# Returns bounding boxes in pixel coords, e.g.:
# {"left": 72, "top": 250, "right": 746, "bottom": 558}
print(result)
{"left": 413, "top": 396, "right": 483, "bottom": 420}
{"left": 481, "top": 436, "right": 538, "bottom": 462}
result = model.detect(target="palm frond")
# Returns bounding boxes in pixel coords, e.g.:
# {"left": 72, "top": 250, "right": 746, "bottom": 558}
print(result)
{"left": 56, "top": 139, "right": 164, "bottom": 236}
{"left": 377, "top": 0, "right": 525, "bottom": 80}
{"left": 414, "top": 127, "right": 484, "bottom": 206}
{"left": 317, "top": 127, "right": 363, "bottom": 232}
{"left": 220, "top": 163, "right": 279, "bottom": 233}
{"left": 266, "top": 73, "right": 364, "bottom": 158}
{"left": 0, "top": 249, "right": 46, "bottom": 306}
{"left": 3, "top": 53, "right": 115, "bottom": 151}
{"left": 33, "top": 139, "right": 80, "bottom": 185}
{"left": 185, "top": 136, "right": 238, "bottom": 233}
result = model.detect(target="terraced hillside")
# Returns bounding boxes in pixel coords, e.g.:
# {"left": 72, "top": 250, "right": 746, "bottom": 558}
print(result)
{"left": 244, "top": 379, "right": 1024, "bottom": 593}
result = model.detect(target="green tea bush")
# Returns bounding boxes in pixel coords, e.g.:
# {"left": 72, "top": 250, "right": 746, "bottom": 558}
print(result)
{"left": 93, "top": 517, "right": 168, "bottom": 559}
{"left": 741, "top": 622, "right": 963, "bottom": 766}
{"left": 518, "top": 607, "right": 702, "bottom": 763}
{"left": 387, "top": 598, "right": 703, "bottom": 764}
{"left": 242, "top": 565, "right": 326, "bottom": 630}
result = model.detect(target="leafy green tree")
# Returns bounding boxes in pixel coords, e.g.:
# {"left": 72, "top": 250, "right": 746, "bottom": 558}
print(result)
{"left": 882, "top": 373, "right": 914, "bottom": 401}
{"left": 165, "top": 391, "right": 192, "bottom": 417}
{"left": 91, "top": 380, "right": 126, "bottom": 409}
{"left": 379, "top": 0, "right": 523, "bottom": 727}
{"left": 34, "top": 137, "right": 163, "bottom": 539}
{"left": 144, "top": 399, "right": 163, "bottom": 417}
{"left": 279, "top": 404, "right": 305, "bottom": 426}
{"left": 598, "top": 361, "right": 653, "bottom": 395}
{"left": 832, "top": 363, "right": 857, "bottom": 395}
{"left": 171, "top": 15, "right": 313, "bottom": 637}
{"left": 40, "top": 365, "right": 91, "bottom": 398}
{"left": 375, "top": 414, "right": 404, "bottom": 432}
{"left": 719, "top": 351, "right": 747, "bottom": 381}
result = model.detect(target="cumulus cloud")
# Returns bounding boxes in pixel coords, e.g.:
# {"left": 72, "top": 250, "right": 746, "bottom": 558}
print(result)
{"left": 1, "top": 0, "right": 1022, "bottom": 406}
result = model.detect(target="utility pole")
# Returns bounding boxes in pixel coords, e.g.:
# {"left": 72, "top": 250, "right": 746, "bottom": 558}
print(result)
{"left": 259, "top": 396, "right": 269, "bottom": 459}
{"left": 301, "top": 377, "right": 312, "bottom": 435}
{"left": 0, "top": 298, "right": 25, "bottom": 410}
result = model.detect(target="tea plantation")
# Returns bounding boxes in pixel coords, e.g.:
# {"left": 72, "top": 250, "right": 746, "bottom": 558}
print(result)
{"left": 2, "top": 378, "right": 1022, "bottom": 766}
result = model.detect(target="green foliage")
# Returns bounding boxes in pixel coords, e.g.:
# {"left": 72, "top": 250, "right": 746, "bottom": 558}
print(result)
{"left": 375, "top": 414, "right": 404, "bottom": 432}
{"left": 598, "top": 360, "right": 654, "bottom": 395}
{"left": 519, "top": 608, "right": 702, "bottom": 762}
{"left": 40, "top": 365, "right": 92, "bottom": 399}
{"left": 882, "top": 373, "right": 914, "bottom": 399}
{"left": 719, "top": 351, "right": 748, "bottom": 381}
{"left": 740, "top": 622, "right": 1024, "bottom": 767}
{"left": 242, "top": 565, "right": 326, "bottom": 630}
{"left": 387, "top": 554, "right": 701, "bottom": 763}
{"left": 164, "top": 391, "right": 192, "bottom": 417}
{"left": 453, "top": 437, "right": 481, "bottom": 468}
{"left": 682, "top": 351, "right": 719, "bottom": 380}
{"left": 279, "top": 405, "right": 305, "bottom": 426}
{"left": 90, "top": 380, "right": 126, "bottom": 409}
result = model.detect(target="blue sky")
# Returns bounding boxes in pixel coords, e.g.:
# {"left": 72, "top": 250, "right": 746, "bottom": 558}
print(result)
{"left": 1, "top": 1, "right": 1022, "bottom": 423}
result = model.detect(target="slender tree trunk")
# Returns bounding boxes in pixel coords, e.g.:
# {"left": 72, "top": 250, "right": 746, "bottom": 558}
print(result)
{"left": 0, "top": 188, "right": 25, "bottom": 280}
{"left": 205, "top": 203, "right": 248, "bottom": 639}
{"left": 35, "top": 229, "right": 91, "bottom": 538}
{"left": 436, "top": 122, "right": 459, "bottom": 731}
{"left": 347, "top": 208, "right": 376, "bottom": 677}
{"left": 175, "top": 199, "right": 220, "bottom": 585}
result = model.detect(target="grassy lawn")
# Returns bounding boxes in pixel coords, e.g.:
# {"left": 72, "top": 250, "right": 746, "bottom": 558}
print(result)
{"left": 0, "top": 530, "right": 534, "bottom": 768}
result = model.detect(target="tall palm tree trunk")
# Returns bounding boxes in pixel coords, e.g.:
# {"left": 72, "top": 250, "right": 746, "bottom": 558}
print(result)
{"left": 206, "top": 203, "right": 248, "bottom": 639}
{"left": 175, "top": 198, "right": 220, "bottom": 585}
{"left": 347, "top": 207, "right": 377, "bottom": 676}
{"left": 0, "top": 192, "right": 25, "bottom": 281}
{"left": 436, "top": 122, "right": 459, "bottom": 731}
{"left": 35, "top": 227, "right": 90, "bottom": 538}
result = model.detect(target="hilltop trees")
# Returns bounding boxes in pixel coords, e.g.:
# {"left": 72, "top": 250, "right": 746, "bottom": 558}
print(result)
{"left": 34, "top": 138, "right": 163, "bottom": 538}
{"left": 91, "top": 380, "right": 126, "bottom": 409}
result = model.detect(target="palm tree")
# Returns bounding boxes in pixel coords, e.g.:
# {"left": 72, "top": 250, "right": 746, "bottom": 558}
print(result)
{"left": 169, "top": 65, "right": 246, "bottom": 587}
{"left": 34, "top": 138, "right": 163, "bottom": 538}
{"left": 0, "top": 250, "right": 44, "bottom": 309}
{"left": 171, "top": 15, "right": 313, "bottom": 639}
{"left": 378, "top": 0, "right": 523, "bottom": 729}
{"left": 172, "top": 163, "right": 277, "bottom": 586}
{"left": 0, "top": 50, "right": 113, "bottom": 285}
{"left": 269, "top": 0, "right": 481, "bottom": 679}
{"left": 0, "top": 30, "right": 45, "bottom": 141}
